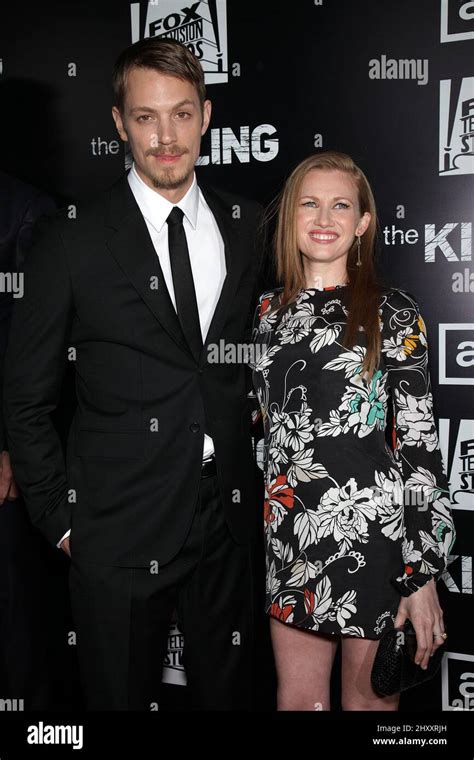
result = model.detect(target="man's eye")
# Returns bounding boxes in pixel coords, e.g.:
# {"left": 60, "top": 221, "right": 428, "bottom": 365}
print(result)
{"left": 137, "top": 115, "right": 152, "bottom": 122}
{"left": 176, "top": 112, "right": 191, "bottom": 119}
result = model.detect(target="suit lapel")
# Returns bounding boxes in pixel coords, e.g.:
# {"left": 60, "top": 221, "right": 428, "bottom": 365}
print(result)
{"left": 105, "top": 174, "right": 192, "bottom": 357}
{"left": 104, "top": 175, "right": 247, "bottom": 364}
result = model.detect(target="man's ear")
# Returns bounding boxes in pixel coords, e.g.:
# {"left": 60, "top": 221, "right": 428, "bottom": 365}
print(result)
{"left": 201, "top": 99, "right": 212, "bottom": 136}
{"left": 112, "top": 106, "right": 129, "bottom": 142}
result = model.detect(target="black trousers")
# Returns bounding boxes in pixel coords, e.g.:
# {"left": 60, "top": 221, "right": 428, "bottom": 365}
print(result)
{"left": 68, "top": 473, "right": 256, "bottom": 710}
{"left": 0, "top": 498, "right": 61, "bottom": 709}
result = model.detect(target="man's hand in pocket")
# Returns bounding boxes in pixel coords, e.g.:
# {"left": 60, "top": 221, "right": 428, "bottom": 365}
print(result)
{"left": 60, "top": 536, "right": 71, "bottom": 557}
{"left": 0, "top": 451, "right": 20, "bottom": 505}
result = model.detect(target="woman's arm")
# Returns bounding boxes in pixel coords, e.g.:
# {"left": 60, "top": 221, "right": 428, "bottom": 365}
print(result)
{"left": 380, "top": 288, "right": 456, "bottom": 668}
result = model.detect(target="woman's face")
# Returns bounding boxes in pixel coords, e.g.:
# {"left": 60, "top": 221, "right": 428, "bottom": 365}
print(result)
{"left": 296, "top": 168, "right": 371, "bottom": 269}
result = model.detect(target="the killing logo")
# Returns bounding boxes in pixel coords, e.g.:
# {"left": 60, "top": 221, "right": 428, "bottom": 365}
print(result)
{"left": 130, "top": 1, "right": 228, "bottom": 84}
{"left": 439, "top": 77, "right": 474, "bottom": 176}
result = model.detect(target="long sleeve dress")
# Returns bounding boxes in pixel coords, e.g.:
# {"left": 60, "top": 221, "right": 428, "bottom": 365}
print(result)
{"left": 251, "top": 284, "right": 456, "bottom": 639}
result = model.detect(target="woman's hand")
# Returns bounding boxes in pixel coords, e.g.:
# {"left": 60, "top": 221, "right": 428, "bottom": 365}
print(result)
{"left": 394, "top": 578, "right": 445, "bottom": 670}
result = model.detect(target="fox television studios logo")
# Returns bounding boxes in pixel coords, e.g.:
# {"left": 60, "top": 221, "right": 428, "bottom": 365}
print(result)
{"left": 130, "top": 0, "right": 228, "bottom": 84}
{"left": 439, "top": 77, "right": 474, "bottom": 176}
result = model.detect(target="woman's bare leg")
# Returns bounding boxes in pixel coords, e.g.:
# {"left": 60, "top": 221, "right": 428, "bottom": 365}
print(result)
{"left": 270, "top": 617, "right": 338, "bottom": 710}
{"left": 341, "top": 637, "right": 400, "bottom": 711}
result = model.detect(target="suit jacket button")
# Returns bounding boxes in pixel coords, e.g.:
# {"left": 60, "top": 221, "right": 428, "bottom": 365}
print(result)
{"left": 190, "top": 422, "right": 200, "bottom": 433}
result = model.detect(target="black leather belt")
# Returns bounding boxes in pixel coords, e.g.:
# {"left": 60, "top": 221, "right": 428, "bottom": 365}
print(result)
{"left": 201, "top": 456, "right": 217, "bottom": 478}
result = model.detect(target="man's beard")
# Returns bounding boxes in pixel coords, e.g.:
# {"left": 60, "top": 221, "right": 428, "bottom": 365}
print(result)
{"left": 145, "top": 148, "right": 192, "bottom": 191}
{"left": 151, "top": 166, "right": 193, "bottom": 190}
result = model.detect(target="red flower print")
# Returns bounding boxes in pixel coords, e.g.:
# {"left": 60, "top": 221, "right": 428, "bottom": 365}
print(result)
{"left": 264, "top": 475, "right": 294, "bottom": 525}
{"left": 259, "top": 297, "right": 271, "bottom": 319}
{"left": 270, "top": 602, "right": 294, "bottom": 622}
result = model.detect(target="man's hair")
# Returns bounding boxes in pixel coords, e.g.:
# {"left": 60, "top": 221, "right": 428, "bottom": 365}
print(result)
{"left": 112, "top": 37, "right": 206, "bottom": 112}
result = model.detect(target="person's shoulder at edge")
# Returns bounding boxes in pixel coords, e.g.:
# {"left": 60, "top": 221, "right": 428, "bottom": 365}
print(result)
{"left": 379, "top": 284, "right": 421, "bottom": 313}
{"left": 32, "top": 172, "right": 132, "bottom": 244}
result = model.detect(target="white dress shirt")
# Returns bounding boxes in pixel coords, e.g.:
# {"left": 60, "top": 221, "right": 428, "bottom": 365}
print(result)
{"left": 57, "top": 164, "right": 226, "bottom": 548}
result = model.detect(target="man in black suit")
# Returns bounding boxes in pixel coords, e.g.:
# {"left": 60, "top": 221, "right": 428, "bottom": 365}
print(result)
{"left": 4, "top": 38, "right": 262, "bottom": 710}
{"left": 0, "top": 171, "right": 59, "bottom": 708}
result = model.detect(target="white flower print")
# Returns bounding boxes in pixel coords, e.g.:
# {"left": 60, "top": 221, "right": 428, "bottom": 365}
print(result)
{"left": 283, "top": 410, "right": 314, "bottom": 452}
{"left": 316, "top": 478, "right": 378, "bottom": 554}
{"left": 287, "top": 449, "right": 329, "bottom": 488}
{"left": 286, "top": 557, "right": 321, "bottom": 587}
{"left": 373, "top": 468, "right": 405, "bottom": 541}
{"left": 322, "top": 345, "right": 366, "bottom": 377}
{"left": 306, "top": 576, "right": 333, "bottom": 627}
{"left": 330, "top": 590, "right": 358, "bottom": 628}
{"left": 340, "top": 625, "right": 365, "bottom": 637}
{"left": 405, "top": 467, "right": 447, "bottom": 502}
{"left": 383, "top": 327, "right": 416, "bottom": 361}
{"left": 269, "top": 410, "right": 292, "bottom": 446}
{"left": 394, "top": 391, "right": 438, "bottom": 451}
{"left": 271, "top": 537, "right": 294, "bottom": 565}
{"left": 294, "top": 508, "right": 321, "bottom": 551}
{"left": 251, "top": 344, "right": 282, "bottom": 372}
{"left": 401, "top": 538, "right": 423, "bottom": 565}
{"left": 309, "top": 323, "right": 341, "bottom": 353}
{"left": 278, "top": 325, "right": 311, "bottom": 344}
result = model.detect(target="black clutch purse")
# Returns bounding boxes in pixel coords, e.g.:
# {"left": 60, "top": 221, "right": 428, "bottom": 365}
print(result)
{"left": 371, "top": 620, "right": 445, "bottom": 697}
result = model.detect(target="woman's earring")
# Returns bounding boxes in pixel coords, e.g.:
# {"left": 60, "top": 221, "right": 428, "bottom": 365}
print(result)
{"left": 356, "top": 235, "right": 362, "bottom": 266}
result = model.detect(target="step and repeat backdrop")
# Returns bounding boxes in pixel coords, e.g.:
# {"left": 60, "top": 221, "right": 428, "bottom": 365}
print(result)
{"left": 0, "top": 0, "right": 472, "bottom": 712}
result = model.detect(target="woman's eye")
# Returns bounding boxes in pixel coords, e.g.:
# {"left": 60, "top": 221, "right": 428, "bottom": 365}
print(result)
{"left": 335, "top": 202, "right": 350, "bottom": 209}
{"left": 302, "top": 200, "right": 316, "bottom": 208}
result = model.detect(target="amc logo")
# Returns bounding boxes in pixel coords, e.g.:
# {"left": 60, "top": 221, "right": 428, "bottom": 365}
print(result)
{"left": 438, "top": 324, "right": 474, "bottom": 385}
{"left": 442, "top": 652, "right": 474, "bottom": 710}
{"left": 441, "top": 0, "right": 474, "bottom": 42}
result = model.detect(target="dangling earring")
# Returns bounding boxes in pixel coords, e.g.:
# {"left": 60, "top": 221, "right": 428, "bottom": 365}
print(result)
{"left": 356, "top": 235, "right": 362, "bottom": 266}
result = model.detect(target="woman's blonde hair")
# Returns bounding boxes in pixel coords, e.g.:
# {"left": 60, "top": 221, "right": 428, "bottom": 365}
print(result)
{"left": 271, "top": 150, "right": 382, "bottom": 378}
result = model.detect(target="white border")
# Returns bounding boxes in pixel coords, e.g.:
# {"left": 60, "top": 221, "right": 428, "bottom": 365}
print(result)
{"left": 441, "top": 651, "right": 474, "bottom": 710}
{"left": 440, "top": 0, "right": 474, "bottom": 43}
{"left": 439, "top": 324, "right": 474, "bottom": 385}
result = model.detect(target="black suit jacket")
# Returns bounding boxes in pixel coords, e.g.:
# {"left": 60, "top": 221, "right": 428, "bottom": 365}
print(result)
{"left": 3, "top": 173, "right": 263, "bottom": 566}
{"left": 0, "top": 172, "right": 56, "bottom": 452}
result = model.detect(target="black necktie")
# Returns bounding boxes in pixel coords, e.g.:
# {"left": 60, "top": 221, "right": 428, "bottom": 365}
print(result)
{"left": 166, "top": 207, "right": 203, "bottom": 361}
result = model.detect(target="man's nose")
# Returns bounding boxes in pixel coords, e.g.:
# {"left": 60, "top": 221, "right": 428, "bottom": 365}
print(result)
{"left": 154, "top": 117, "right": 177, "bottom": 145}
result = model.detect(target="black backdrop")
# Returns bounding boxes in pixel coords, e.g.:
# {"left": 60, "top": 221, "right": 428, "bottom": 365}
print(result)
{"left": 0, "top": 0, "right": 472, "bottom": 715}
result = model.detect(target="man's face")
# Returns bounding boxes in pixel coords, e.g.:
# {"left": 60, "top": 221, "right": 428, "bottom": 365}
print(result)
{"left": 112, "top": 66, "right": 211, "bottom": 199}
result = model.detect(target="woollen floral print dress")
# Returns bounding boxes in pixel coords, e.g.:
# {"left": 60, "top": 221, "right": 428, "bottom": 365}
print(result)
{"left": 251, "top": 285, "right": 456, "bottom": 639}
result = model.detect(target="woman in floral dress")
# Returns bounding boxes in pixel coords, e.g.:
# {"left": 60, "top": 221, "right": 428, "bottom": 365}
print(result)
{"left": 251, "top": 151, "right": 455, "bottom": 710}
